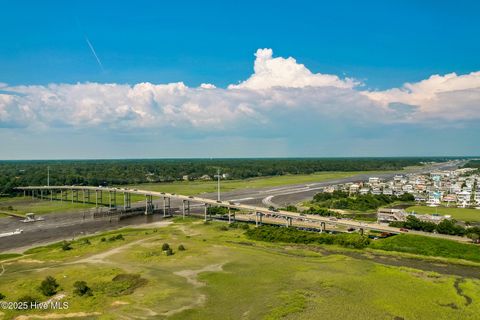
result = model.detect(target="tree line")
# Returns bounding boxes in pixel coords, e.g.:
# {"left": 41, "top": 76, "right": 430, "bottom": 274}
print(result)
{"left": 390, "top": 215, "right": 480, "bottom": 240}
{"left": 0, "top": 158, "right": 437, "bottom": 195}
{"left": 312, "top": 190, "right": 415, "bottom": 211}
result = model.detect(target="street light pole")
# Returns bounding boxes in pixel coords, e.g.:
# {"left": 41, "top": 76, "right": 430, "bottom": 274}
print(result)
{"left": 47, "top": 166, "right": 50, "bottom": 187}
{"left": 214, "top": 168, "right": 221, "bottom": 201}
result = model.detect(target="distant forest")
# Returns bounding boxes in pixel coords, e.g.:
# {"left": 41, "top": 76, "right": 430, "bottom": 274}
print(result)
{"left": 0, "top": 157, "right": 457, "bottom": 195}
{"left": 464, "top": 160, "right": 480, "bottom": 171}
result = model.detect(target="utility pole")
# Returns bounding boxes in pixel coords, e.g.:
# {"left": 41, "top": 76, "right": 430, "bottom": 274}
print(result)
{"left": 47, "top": 166, "right": 50, "bottom": 186}
{"left": 214, "top": 168, "right": 222, "bottom": 201}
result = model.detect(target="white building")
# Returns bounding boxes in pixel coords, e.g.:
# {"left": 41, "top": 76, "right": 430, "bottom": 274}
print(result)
{"left": 368, "top": 177, "right": 380, "bottom": 184}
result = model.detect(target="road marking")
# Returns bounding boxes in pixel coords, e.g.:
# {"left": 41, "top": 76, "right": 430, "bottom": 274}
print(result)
{"left": 228, "top": 197, "right": 253, "bottom": 202}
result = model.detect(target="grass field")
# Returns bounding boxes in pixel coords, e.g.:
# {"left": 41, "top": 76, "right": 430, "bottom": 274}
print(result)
{"left": 1, "top": 220, "right": 480, "bottom": 319}
{"left": 407, "top": 205, "right": 480, "bottom": 223}
{"left": 131, "top": 171, "right": 386, "bottom": 195}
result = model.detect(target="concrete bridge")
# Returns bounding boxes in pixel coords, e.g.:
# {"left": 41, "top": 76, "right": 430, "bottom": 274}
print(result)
{"left": 16, "top": 185, "right": 470, "bottom": 243}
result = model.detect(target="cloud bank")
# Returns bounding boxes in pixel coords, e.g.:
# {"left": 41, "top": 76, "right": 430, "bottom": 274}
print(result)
{"left": 1, "top": 48, "right": 479, "bottom": 133}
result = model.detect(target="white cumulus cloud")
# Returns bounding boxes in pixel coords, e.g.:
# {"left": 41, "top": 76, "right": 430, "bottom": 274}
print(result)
{"left": 365, "top": 71, "right": 480, "bottom": 121}
{"left": 0, "top": 48, "right": 479, "bottom": 134}
{"left": 229, "top": 48, "right": 359, "bottom": 90}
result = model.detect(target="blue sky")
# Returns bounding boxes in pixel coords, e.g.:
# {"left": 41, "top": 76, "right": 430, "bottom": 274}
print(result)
{"left": 0, "top": 0, "right": 479, "bottom": 159}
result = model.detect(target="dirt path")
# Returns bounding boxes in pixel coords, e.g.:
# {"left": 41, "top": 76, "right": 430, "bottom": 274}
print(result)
{"left": 161, "top": 263, "right": 225, "bottom": 317}
{"left": 14, "top": 312, "right": 101, "bottom": 319}
{"left": 69, "top": 238, "right": 148, "bottom": 265}
{"left": 174, "top": 263, "right": 224, "bottom": 287}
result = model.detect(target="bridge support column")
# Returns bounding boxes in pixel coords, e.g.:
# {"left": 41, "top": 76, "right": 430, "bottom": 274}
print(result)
{"left": 182, "top": 200, "right": 187, "bottom": 219}
{"left": 255, "top": 212, "right": 263, "bottom": 227}
{"left": 145, "top": 194, "right": 153, "bottom": 215}
{"left": 123, "top": 193, "right": 131, "bottom": 210}
{"left": 109, "top": 191, "right": 116, "bottom": 209}
{"left": 32, "top": 189, "right": 35, "bottom": 199}
{"left": 228, "top": 208, "right": 232, "bottom": 224}
{"left": 204, "top": 203, "right": 209, "bottom": 222}
{"left": 285, "top": 217, "right": 292, "bottom": 228}
{"left": 320, "top": 222, "right": 326, "bottom": 233}
{"left": 359, "top": 228, "right": 364, "bottom": 236}
{"left": 60, "top": 190, "right": 63, "bottom": 202}
{"left": 40, "top": 189, "right": 43, "bottom": 200}
{"left": 50, "top": 189, "right": 53, "bottom": 201}
{"left": 23, "top": 190, "right": 26, "bottom": 197}
{"left": 95, "top": 190, "right": 103, "bottom": 207}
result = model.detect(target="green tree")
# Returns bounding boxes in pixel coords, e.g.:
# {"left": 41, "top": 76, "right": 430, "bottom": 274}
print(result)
{"left": 178, "top": 244, "right": 186, "bottom": 251}
{"left": 39, "top": 276, "right": 59, "bottom": 297}
{"left": 436, "top": 219, "right": 465, "bottom": 236}
{"left": 161, "top": 243, "right": 170, "bottom": 251}
{"left": 73, "top": 281, "right": 92, "bottom": 296}
{"left": 61, "top": 241, "right": 72, "bottom": 251}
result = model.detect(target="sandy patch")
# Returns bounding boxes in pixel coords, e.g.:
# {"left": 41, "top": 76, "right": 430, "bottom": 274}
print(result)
{"left": 18, "top": 259, "right": 44, "bottom": 264}
{"left": 128, "top": 221, "right": 172, "bottom": 229}
{"left": 44, "top": 293, "right": 66, "bottom": 305}
{"left": 174, "top": 263, "right": 224, "bottom": 288}
{"left": 177, "top": 225, "right": 200, "bottom": 237}
{"left": 111, "top": 300, "right": 130, "bottom": 307}
{"left": 162, "top": 263, "right": 225, "bottom": 317}
{"left": 14, "top": 312, "right": 101, "bottom": 320}
{"left": 68, "top": 238, "right": 148, "bottom": 265}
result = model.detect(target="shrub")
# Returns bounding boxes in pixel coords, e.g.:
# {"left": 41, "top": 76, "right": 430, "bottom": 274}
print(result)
{"left": 178, "top": 244, "right": 186, "bottom": 251}
{"left": 101, "top": 237, "right": 106, "bottom": 242}
{"left": 16, "top": 295, "right": 39, "bottom": 308}
{"left": 240, "top": 223, "right": 250, "bottom": 230}
{"left": 61, "top": 241, "right": 72, "bottom": 251}
{"left": 108, "top": 234, "right": 124, "bottom": 242}
{"left": 103, "top": 274, "right": 148, "bottom": 297}
{"left": 219, "top": 225, "right": 229, "bottom": 231}
{"left": 207, "top": 206, "right": 229, "bottom": 215}
{"left": 73, "top": 281, "right": 92, "bottom": 297}
{"left": 0, "top": 293, "right": 5, "bottom": 300}
{"left": 303, "top": 207, "right": 340, "bottom": 217}
{"left": 39, "top": 276, "right": 59, "bottom": 296}
{"left": 161, "top": 243, "right": 170, "bottom": 251}
{"left": 165, "top": 248, "right": 174, "bottom": 256}
{"left": 81, "top": 239, "right": 91, "bottom": 245}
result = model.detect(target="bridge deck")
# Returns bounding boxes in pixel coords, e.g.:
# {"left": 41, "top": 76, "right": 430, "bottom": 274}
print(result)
{"left": 16, "top": 186, "right": 471, "bottom": 243}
